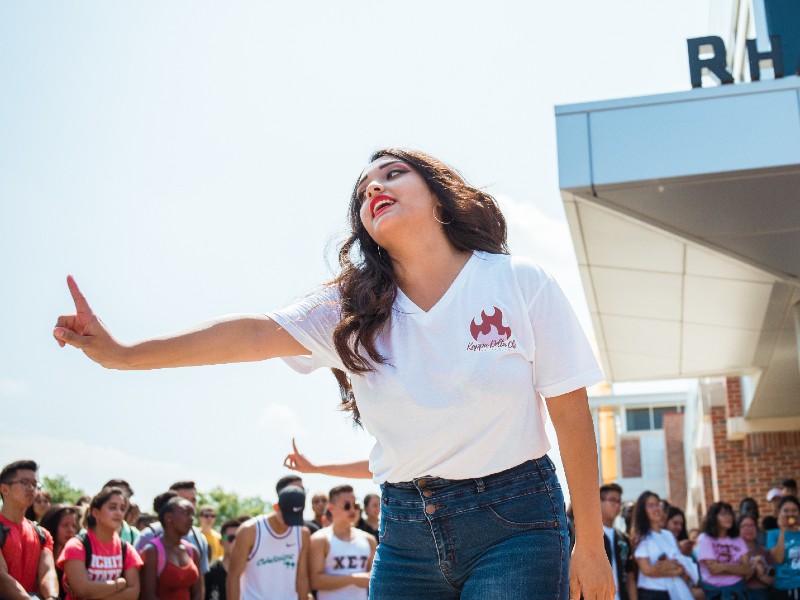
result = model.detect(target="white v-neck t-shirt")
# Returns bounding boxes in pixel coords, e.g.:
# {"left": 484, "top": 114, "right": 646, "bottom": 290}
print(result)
{"left": 267, "top": 251, "right": 603, "bottom": 484}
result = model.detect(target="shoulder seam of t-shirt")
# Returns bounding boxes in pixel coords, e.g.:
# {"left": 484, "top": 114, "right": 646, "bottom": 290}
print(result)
{"left": 509, "top": 256, "right": 552, "bottom": 309}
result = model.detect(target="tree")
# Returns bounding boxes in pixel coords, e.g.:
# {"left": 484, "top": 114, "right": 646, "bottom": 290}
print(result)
{"left": 197, "top": 486, "right": 271, "bottom": 526}
{"left": 43, "top": 475, "right": 86, "bottom": 505}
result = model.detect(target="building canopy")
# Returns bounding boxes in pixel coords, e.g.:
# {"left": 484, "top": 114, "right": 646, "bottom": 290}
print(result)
{"left": 556, "top": 77, "right": 800, "bottom": 420}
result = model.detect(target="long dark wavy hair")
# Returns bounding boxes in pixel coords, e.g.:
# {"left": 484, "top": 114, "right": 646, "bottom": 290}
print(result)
{"left": 630, "top": 490, "right": 660, "bottom": 547}
{"left": 702, "top": 502, "right": 738, "bottom": 538}
{"left": 330, "top": 148, "right": 509, "bottom": 424}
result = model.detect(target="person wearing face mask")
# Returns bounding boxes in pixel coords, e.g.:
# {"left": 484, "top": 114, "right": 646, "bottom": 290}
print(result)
{"left": 54, "top": 148, "right": 611, "bottom": 600}
{"left": 767, "top": 495, "right": 800, "bottom": 599}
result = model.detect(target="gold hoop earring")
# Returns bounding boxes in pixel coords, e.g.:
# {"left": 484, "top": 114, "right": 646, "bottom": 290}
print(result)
{"left": 433, "top": 207, "right": 452, "bottom": 225}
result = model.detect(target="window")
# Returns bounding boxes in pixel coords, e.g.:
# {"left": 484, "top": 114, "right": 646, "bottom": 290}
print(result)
{"left": 625, "top": 406, "right": 683, "bottom": 431}
{"left": 626, "top": 408, "right": 651, "bottom": 432}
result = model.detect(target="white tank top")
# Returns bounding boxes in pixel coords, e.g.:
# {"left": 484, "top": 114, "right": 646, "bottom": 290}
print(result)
{"left": 317, "top": 527, "right": 372, "bottom": 600}
{"left": 241, "top": 515, "right": 302, "bottom": 600}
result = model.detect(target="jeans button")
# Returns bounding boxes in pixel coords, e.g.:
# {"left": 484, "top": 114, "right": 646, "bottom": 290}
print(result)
{"left": 422, "top": 489, "right": 433, "bottom": 498}
{"left": 425, "top": 504, "right": 436, "bottom": 515}
{"left": 417, "top": 479, "right": 427, "bottom": 488}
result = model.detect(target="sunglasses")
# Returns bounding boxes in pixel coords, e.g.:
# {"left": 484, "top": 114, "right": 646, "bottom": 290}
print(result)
{"left": 222, "top": 534, "right": 236, "bottom": 542}
{"left": 342, "top": 502, "right": 354, "bottom": 511}
{"left": 200, "top": 513, "right": 216, "bottom": 518}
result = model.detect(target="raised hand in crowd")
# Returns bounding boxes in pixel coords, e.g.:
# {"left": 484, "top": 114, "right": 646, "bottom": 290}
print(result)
{"left": 283, "top": 439, "right": 371, "bottom": 480}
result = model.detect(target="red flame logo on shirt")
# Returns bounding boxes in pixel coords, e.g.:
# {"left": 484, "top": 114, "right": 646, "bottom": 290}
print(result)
{"left": 470, "top": 307, "right": 512, "bottom": 342}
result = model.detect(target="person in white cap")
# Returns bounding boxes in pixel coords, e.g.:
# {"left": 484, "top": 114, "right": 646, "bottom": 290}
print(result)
{"left": 765, "top": 488, "right": 784, "bottom": 532}
{"left": 226, "top": 485, "right": 310, "bottom": 600}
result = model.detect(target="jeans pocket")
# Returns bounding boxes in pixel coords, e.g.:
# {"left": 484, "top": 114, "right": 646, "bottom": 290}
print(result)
{"left": 485, "top": 492, "right": 560, "bottom": 529}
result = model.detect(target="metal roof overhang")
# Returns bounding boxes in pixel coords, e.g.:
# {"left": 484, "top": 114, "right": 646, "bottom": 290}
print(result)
{"left": 555, "top": 77, "right": 800, "bottom": 419}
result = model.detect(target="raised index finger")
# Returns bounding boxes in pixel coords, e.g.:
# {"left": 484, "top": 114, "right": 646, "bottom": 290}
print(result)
{"left": 292, "top": 437, "right": 299, "bottom": 455}
{"left": 67, "top": 275, "right": 93, "bottom": 314}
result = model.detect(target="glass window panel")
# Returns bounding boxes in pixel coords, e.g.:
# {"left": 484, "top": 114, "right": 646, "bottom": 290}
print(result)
{"left": 652, "top": 406, "right": 682, "bottom": 429}
{"left": 626, "top": 408, "right": 651, "bottom": 431}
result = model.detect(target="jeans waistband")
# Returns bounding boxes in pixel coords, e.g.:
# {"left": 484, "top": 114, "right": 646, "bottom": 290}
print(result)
{"left": 384, "top": 455, "right": 555, "bottom": 492}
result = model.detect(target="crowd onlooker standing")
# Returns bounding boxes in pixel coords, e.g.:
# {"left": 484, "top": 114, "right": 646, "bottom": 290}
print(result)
{"left": 136, "top": 481, "right": 210, "bottom": 576}
{"left": 0, "top": 459, "right": 58, "bottom": 600}
{"left": 354, "top": 494, "right": 379, "bottom": 541}
{"left": 25, "top": 489, "right": 52, "bottom": 523}
{"left": 226, "top": 484, "right": 310, "bottom": 600}
{"left": 140, "top": 491, "right": 202, "bottom": 600}
{"left": 767, "top": 495, "right": 800, "bottom": 599}
{"left": 309, "top": 485, "right": 376, "bottom": 599}
{"left": 737, "top": 514, "right": 772, "bottom": 599}
{"left": 600, "top": 483, "right": 635, "bottom": 600}
{"left": 204, "top": 518, "right": 241, "bottom": 600}
{"left": 632, "top": 491, "right": 698, "bottom": 600}
{"left": 58, "top": 486, "right": 143, "bottom": 600}
{"left": 40, "top": 504, "right": 81, "bottom": 599}
{"left": 695, "top": 501, "right": 751, "bottom": 599}
{"left": 198, "top": 505, "right": 223, "bottom": 563}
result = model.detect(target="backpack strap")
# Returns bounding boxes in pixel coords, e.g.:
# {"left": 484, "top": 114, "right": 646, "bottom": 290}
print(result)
{"left": 79, "top": 532, "right": 92, "bottom": 569}
{"left": 150, "top": 536, "right": 167, "bottom": 577}
{"left": 120, "top": 540, "right": 128, "bottom": 573}
{"left": 149, "top": 537, "right": 194, "bottom": 577}
{"left": 32, "top": 522, "right": 46, "bottom": 548}
{"left": 0, "top": 521, "right": 45, "bottom": 550}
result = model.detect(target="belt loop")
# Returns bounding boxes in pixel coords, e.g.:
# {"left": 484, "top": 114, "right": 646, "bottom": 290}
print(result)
{"left": 475, "top": 477, "right": 484, "bottom": 492}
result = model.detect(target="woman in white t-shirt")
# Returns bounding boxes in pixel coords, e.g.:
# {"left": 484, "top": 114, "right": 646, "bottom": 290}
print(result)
{"left": 632, "top": 491, "right": 697, "bottom": 600}
{"left": 54, "top": 148, "right": 613, "bottom": 599}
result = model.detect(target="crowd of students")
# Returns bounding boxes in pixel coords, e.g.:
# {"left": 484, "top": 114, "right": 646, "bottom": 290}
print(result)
{"left": 595, "top": 479, "right": 800, "bottom": 600}
{"left": 3, "top": 457, "right": 798, "bottom": 600}
{"left": 0, "top": 460, "right": 378, "bottom": 600}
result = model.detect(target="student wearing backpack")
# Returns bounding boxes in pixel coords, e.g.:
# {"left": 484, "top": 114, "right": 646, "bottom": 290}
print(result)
{"left": 57, "top": 487, "right": 142, "bottom": 600}
{"left": 0, "top": 459, "right": 58, "bottom": 600}
{"left": 141, "top": 491, "right": 203, "bottom": 600}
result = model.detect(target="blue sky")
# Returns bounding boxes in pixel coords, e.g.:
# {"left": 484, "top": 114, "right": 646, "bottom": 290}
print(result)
{"left": 1, "top": 1, "right": 710, "bottom": 512}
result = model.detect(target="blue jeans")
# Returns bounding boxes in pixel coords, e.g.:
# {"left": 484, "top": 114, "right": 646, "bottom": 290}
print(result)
{"left": 369, "top": 456, "right": 569, "bottom": 599}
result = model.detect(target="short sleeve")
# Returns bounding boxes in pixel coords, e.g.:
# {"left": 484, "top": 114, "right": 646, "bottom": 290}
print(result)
{"left": 123, "top": 543, "right": 144, "bottom": 570}
{"left": 266, "top": 286, "right": 345, "bottom": 373}
{"left": 766, "top": 529, "right": 779, "bottom": 550}
{"left": 695, "top": 534, "right": 714, "bottom": 561}
{"left": 512, "top": 257, "right": 604, "bottom": 397}
{"left": 42, "top": 527, "right": 54, "bottom": 554}
{"left": 57, "top": 537, "right": 85, "bottom": 569}
{"left": 634, "top": 537, "right": 651, "bottom": 560}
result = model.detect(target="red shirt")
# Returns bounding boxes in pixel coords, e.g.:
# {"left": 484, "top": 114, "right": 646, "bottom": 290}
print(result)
{"left": 57, "top": 530, "right": 143, "bottom": 600}
{"left": 0, "top": 513, "right": 54, "bottom": 592}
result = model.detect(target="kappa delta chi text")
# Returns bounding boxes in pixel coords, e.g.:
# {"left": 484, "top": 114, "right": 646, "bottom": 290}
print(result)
{"left": 466, "top": 338, "right": 517, "bottom": 352}
{"left": 256, "top": 553, "right": 296, "bottom": 569}
{"left": 88, "top": 554, "right": 123, "bottom": 581}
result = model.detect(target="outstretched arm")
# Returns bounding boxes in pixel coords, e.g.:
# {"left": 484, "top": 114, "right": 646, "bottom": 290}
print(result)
{"left": 546, "top": 388, "right": 615, "bottom": 600}
{"left": 54, "top": 276, "right": 309, "bottom": 370}
{"left": 284, "top": 439, "right": 372, "bottom": 479}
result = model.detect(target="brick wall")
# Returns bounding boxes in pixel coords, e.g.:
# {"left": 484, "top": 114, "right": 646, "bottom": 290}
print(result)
{"left": 621, "top": 436, "right": 642, "bottom": 478}
{"left": 663, "top": 412, "right": 687, "bottom": 510}
{"left": 745, "top": 430, "right": 800, "bottom": 517}
{"left": 711, "top": 405, "right": 749, "bottom": 502}
{"left": 700, "top": 377, "right": 800, "bottom": 518}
